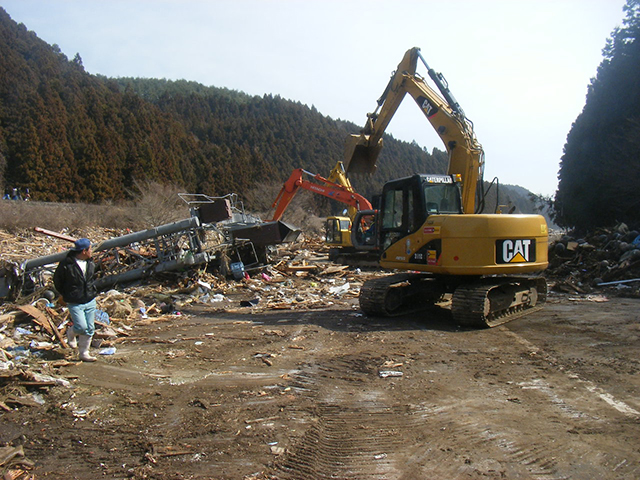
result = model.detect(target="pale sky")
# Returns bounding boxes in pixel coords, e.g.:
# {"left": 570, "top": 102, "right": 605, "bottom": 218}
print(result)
{"left": 2, "top": 0, "right": 627, "bottom": 197}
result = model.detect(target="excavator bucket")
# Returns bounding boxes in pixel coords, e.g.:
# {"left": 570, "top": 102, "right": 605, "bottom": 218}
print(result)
{"left": 229, "top": 220, "right": 301, "bottom": 246}
{"left": 344, "top": 134, "right": 382, "bottom": 175}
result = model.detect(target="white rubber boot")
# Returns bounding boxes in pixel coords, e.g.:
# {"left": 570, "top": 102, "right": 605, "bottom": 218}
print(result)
{"left": 78, "top": 335, "right": 97, "bottom": 362}
{"left": 66, "top": 327, "right": 78, "bottom": 348}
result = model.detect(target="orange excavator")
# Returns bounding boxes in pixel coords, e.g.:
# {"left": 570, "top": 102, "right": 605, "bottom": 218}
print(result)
{"left": 271, "top": 161, "right": 376, "bottom": 263}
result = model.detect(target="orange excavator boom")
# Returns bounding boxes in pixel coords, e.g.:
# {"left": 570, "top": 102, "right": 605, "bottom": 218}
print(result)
{"left": 271, "top": 168, "right": 372, "bottom": 221}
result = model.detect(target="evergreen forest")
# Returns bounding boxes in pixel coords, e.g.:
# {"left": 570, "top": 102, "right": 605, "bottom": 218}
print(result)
{"left": 0, "top": 8, "right": 444, "bottom": 208}
{"left": 555, "top": 0, "right": 640, "bottom": 230}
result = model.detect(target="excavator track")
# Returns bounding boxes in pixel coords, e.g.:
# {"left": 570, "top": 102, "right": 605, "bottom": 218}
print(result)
{"left": 359, "top": 273, "right": 446, "bottom": 317}
{"left": 359, "top": 274, "right": 547, "bottom": 328}
{"left": 451, "top": 277, "right": 547, "bottom": 328}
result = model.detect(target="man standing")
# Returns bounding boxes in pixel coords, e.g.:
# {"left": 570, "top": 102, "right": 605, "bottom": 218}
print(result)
{"left": 53, "top": 238, "right": 98, "bottom": 362}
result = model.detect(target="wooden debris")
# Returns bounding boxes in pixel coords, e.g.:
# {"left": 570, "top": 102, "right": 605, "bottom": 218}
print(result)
{"left": 33, "top": 227, "right": 76, "bottom": 242}
{"left": 283, "top": 264, "right": 318, "bottom": 273}
{"left": 321, "top": 265, "right": 349, "bottom": 275}
{"left": 16, "top": 305, "right": 54, "bottom": 336}
{"left": 0, "top": 311, "right": 21, "bottom": 326}
{"left": 4, "top": 395, "right": 44, "bottom": 408}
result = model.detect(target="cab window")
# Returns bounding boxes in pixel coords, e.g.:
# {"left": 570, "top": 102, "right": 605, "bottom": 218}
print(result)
{"left": 382, "top": 189, "right": 403, "bottom": 229}
{"left": 325, "top": 218, "right": 342, "bottom": 243}
{"left": 423, "top": 183, "right": 461, "bottom": 214}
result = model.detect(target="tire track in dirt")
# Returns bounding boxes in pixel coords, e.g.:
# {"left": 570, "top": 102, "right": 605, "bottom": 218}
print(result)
{"left": 276, "top": 355, "right": 569, "bottom": 480}
{"left": 267, "top": 309, "right": 640, "bottom": 480}
{"left": 273, "top": 354, "right": 413, "bottom": 479}
{"left": 501, "top": 327, "right": 640, "bottom": 419}
{"left": 401, "top": 402, "right": 568, "bottom": 480}
{"left": 421, "top": 323, "right": 640, "bottom": 480}
{"left": 20, "top": 301, "right": 637, "bottom": 479}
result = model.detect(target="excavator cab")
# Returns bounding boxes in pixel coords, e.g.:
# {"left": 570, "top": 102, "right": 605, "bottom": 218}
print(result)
{"left": 325, "top": 216, "right": 352, "bottom": 246}
{"left": 377, "top": 174, "right": 462, "bottom": 251}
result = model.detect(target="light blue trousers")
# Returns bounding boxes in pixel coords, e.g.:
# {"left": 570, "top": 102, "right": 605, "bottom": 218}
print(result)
{"left": 68, "top": 298, "right": 96, "bottom": 336}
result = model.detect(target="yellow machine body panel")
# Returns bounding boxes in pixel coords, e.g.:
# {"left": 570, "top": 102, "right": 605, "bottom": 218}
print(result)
{"left": 380, "top": 214, "right": 548, "bottom": 275}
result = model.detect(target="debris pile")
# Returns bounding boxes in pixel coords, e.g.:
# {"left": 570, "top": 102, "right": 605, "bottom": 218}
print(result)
{"left": 0, "top": 443, "right": 34, "bottom": 480}
{"left": 0, "top": 227, "right": 374, "bottom": 431}
{"left": 546, "top": 223, "right": 640, "bottom": 297}
{"left": 0, "top": 228, "right": 363, "bottom": 314}
{"left": 1, "top": 193, "right": 302, "bottom": 301}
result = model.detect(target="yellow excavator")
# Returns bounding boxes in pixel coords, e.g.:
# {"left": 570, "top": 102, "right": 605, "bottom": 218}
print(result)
{"left": 348, "top": 47, "right": 548, "bottom": 328}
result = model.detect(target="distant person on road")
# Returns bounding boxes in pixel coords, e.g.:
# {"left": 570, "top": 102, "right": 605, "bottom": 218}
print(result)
{"left": 53, "top": 238, "right": 99, "bottom": 362}
{"left": 2, "top": 187, "right": 10, "bottom": 200}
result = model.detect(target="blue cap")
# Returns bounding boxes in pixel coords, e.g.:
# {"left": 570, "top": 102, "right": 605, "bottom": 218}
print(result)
{"left": 71, "top": 238, "right": 91, "bottom": 251}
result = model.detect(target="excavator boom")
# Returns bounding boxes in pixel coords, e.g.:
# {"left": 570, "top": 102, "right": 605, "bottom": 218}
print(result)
{"left": 345, "top": 47, "right": 484, "bottom": 214}
{"left": 271, "top": 167, "right": 372, "bottom": 222}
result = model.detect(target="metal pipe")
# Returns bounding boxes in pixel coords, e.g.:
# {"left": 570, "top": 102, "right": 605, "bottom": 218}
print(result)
{"left": 21, "top": 217, "right": 201, "bottom": 271}
{"left": 96, "top": 217, "right": 200, "bottom": 250}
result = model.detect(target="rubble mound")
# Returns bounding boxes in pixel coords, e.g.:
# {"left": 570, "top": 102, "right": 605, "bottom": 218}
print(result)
{"left": 546, "top": 223, "right": 640, "bottom": 297}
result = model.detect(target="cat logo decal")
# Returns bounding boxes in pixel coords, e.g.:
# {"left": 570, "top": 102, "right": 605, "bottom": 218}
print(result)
{"left": 496, "top": 239, "right": 535, "bottom": 264}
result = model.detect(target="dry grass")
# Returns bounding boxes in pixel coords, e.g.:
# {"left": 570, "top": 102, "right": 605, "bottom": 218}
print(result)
{"left": 0, "top": 181, "right": 189, "bottom": 233}
{"left": 0, "top": 200, "right": 132, "bottom": 232}
{"left": 125, "top": 180, "right": 190, "bottom": 229}
{"left": 0, "top": 179, "right": 327, "bottom": 237}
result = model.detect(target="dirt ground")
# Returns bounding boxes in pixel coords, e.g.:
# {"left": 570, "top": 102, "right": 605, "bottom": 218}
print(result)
{"left": 2, "top": 287, "right": 639, "bottom": 480}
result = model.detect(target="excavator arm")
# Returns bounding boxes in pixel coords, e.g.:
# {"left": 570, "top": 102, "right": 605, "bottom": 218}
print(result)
{"left": 325, "top": 161, "right": 359, "bottom": 220}
{"left": 345, "top": 47, "right": 484, "bottom": 214}
{"left": 271, "top": 167, "right": 372, "bottom": 222}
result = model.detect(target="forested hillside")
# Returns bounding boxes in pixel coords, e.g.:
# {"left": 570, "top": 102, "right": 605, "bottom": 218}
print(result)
{"left": 0, "top": 9, "right": 204, "bottom": 202}
{"left": 0, "top": 8, "right": 444, "bottom": 205}
{"left": 555, "top": 0, "right": 640, "bottom": 230}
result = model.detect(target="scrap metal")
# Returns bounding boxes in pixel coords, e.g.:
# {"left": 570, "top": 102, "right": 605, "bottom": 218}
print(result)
{"left": 0, "top": 193, "right": 301, "bottom": 301}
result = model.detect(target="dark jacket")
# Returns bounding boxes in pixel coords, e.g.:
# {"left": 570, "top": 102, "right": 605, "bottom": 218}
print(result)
{"left": 53, "top": 252, "right": 97, "bottom": 304}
